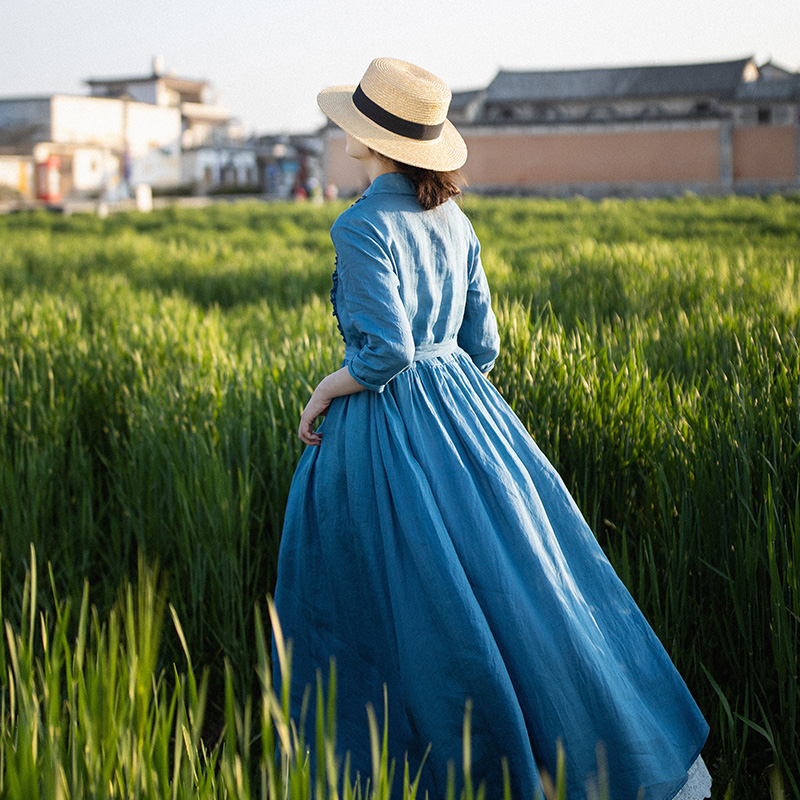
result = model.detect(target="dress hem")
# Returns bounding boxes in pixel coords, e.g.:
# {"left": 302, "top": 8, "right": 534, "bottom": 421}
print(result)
{"left": 666, "top": 754, "right": 711, "bottom": 800}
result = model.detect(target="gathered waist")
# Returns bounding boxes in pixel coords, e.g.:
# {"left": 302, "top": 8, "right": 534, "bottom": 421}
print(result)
{"left": 344, "top": 339, "right": 460, "bottom": 363}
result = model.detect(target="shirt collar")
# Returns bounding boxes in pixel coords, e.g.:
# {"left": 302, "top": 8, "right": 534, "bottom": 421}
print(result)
{"left": 362, "top": 172, "right": 416, "bottom": 197}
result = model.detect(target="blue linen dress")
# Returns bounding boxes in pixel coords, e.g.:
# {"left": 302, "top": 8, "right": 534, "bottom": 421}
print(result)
{"left": 273, "top": 172, "right": 709, "bottom": 800}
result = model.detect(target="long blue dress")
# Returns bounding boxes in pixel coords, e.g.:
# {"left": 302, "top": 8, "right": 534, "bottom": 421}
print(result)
{"left": 273, "top": 173, "right": 709, "bottom": 800}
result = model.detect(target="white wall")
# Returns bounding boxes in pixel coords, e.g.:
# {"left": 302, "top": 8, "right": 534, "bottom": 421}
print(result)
{"left": 125, "top": 101, "right": 182, "bottom": 156}
{"left": 72, "top": 147, "right": 118, "bottom": 192}
{"left": 134, "top": 147, "right": 181, "bottom": 187}
{"left": 157, "top": 82, "right": 181, "bottom": 107}
{"left": 0, "top": 154, "right": 33, "bottom": 196}
{"left": 51, "top": 96, "right": 124, "bottom": 146}
{"left": 51, "top": 95, "right": 181, "bottom": 152}
{"left": 180, "top": 147, "right": 257, "bottom": 188}
{"left": 49, "top": 95, "right": 182, "bottom": 189}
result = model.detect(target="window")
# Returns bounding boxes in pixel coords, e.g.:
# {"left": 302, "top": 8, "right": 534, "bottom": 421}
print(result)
{"left": 757, "top": 107, "right": 772, "bottom": 124}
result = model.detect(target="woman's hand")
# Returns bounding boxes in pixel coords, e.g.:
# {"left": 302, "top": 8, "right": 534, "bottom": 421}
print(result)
{"left": 298, "top": 367, "right": 367, "bottom": 446}
{"left": 298, "top": 388, "right": 332, "bottom": 446}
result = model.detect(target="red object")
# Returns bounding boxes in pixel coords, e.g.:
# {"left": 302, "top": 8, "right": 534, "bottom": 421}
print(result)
{"left": 35, "top": 155, "right": 61, "bottom": 202}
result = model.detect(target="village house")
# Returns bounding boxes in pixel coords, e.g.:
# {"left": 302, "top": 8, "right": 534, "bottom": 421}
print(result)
{"left": 0, "top": 57, "right": 258, "bottom": 202}
{"left": 322, "top": 56, "right": 800, "bottom": 197}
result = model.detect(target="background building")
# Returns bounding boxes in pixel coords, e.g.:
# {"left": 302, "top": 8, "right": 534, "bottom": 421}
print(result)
{"left": 322, "top": 57, "right": 800, "bottom": 198}
{"left": 0, "top": 57, "right": 257, "bottom": 201}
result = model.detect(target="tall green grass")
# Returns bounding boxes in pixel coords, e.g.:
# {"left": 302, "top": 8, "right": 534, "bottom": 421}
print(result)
{"left": 2, "top": 548, "right": 552, "bottom": 800}
{"left": 1, "top": 194, "right": 799, "bottom": 797}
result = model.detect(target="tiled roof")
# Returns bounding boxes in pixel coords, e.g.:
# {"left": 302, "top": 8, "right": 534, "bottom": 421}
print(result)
{"left": 486, "top": 58, "right": 755, "bottom": 103}
{"left": 449, "top": 89, "right": 483, "bottom": 110}
{"left": 736, "top": 76, "right": 800, "bottom": 101}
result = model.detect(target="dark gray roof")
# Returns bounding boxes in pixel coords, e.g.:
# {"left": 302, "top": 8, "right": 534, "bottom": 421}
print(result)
{"left": 449, "top": 89, "right": 483, "bottom": 110}
{"left": 736, "top": 76, "right": 800, "bottom": 102}
{"left": 486, "top": 58, "right": 755, "bottom": 103}
{"left": 758, "top": 61, "right": 797, "bottom": 78}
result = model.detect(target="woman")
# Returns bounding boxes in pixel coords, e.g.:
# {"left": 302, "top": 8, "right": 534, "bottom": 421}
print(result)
{"left": 273, "top": 57, "right": 711, "bottom": 800}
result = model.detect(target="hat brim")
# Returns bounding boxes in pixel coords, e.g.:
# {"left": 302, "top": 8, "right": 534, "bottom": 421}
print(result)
{"left": 318, "top": 85, "right": 467, "bottom": 172}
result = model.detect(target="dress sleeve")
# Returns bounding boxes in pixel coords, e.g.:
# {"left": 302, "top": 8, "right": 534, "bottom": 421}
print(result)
{"left": 332, "top": 217, "right": 415, "bottom": 393}
{"left": 457, "top": 225, "right": 500, "bottom": 373}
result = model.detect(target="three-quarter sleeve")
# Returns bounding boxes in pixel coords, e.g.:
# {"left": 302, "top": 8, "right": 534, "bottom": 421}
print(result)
{"left": 457, "top": 227, "right": 500, "bottom": 373}
{"left": 332, "top": 217, "right": 415, "bottom": 392}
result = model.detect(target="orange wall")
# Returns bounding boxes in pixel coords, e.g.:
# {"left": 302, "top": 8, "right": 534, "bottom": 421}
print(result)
{"left": 732, "top": 125, "right": 797, "bottom": 181}
{"left": 461, "top": 128, "right": 721, "bottom": 186}
{"left": 324, "top": 124, "right": 800, "bottom": 192}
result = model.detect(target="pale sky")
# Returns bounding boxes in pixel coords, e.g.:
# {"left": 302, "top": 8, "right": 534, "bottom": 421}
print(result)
{"left": 1, "top": 0, "right": 798, "bottom": 135}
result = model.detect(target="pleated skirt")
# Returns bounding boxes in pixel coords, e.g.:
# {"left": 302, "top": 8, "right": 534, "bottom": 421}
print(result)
{"left": 274, "top": 349, "right": 709, "bottom": 799}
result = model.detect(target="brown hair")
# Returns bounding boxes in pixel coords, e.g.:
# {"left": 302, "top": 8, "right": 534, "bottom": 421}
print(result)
{"left": 375, "top": 152, "right": 463, "bottom": 210}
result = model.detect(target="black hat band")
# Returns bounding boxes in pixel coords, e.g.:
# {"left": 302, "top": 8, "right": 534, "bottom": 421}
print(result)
{"left": 352, "top": 84, "right": 444, "bottom": 142}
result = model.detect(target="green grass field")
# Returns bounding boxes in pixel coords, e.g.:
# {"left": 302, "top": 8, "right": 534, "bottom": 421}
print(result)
{"left": 1, "top": 194, "right": 798, "bottom": 798}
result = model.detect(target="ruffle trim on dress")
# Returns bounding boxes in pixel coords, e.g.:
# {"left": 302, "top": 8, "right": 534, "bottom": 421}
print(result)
{"left": 330, "top": 256, "right": 346, "bottom": 343}
{"left": 330, "top": 194, "right": 366, "bottom": 345}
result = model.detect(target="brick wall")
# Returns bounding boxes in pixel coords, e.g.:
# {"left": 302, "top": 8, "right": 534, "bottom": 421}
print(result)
{"left": 322, "top": 121, "right": 800, "bottom": 196}
{"left": 461, "top": 126, "right": 720, "bottom": 187}
{"left": 733, "top": 125, "right": 797, "bottom": 181}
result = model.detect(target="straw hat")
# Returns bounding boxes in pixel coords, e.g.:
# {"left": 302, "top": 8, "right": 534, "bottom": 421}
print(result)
{"left": 317, "top": 57, "right": 467, "bottom": 171}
